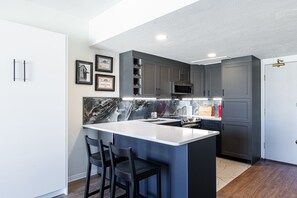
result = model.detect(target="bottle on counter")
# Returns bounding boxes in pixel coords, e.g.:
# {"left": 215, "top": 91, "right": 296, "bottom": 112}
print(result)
{"left": 218, "top": 105, "right": 222, "bottom": 118}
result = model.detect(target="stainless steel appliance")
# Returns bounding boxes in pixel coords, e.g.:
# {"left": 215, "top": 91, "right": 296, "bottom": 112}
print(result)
{"left": 181, "top": 117, "right": 201, "bottom": 128}
{"left": 171, "top": 82, "right": 193, "bottom": 95}
{"left": 163, "top": 115, "right": 201, "bottom": 128}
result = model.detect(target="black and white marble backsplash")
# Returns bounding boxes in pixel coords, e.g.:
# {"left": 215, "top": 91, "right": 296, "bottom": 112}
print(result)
{"left": 83, "top": 97, "right": 221, "bottom": 124}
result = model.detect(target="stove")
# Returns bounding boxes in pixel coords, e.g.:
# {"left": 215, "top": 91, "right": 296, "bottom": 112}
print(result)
{"left": 162, "top": 115, "right": 201, "bottom": 128}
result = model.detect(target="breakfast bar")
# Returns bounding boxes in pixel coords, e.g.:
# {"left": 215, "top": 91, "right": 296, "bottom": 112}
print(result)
{"left": 83, "top": 120, "right": 219, "bottom": 198}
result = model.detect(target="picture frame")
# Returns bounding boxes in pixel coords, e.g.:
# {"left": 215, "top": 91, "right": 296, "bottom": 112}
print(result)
{"left": 75, "top": 60, "right": 93, "bottom": 85}
{"left": 95, "top": 54, "right": 113, "bottom": 73}
{"left": 95, "top": 74, "right": 115, "bottom": 91}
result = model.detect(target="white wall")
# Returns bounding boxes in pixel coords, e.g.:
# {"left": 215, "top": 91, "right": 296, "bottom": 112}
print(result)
{"left": 0, "top": 1, "right": 119, "bottom": 180}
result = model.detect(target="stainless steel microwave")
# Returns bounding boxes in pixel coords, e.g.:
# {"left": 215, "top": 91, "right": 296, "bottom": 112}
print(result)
{"left": 171, "top": 82, "right": 193, "bottom": 95}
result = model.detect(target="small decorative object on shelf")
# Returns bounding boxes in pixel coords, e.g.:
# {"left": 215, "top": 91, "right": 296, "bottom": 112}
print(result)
{"left": 95, "top": 74, "right": 115, "bottom": 91}
{"left": 95, "top": 54, "right": 113, "bottom": 73}
{"left": 76, "top": 60, "right": 93, "bottom": 85}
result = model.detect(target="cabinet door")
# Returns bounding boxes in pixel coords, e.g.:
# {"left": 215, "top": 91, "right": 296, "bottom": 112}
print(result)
{"left": 205, "top": 64, "right": 222, "bottom": 97}
{"left": 171, "top": 66, "right": 180, "bottom": 82}
{"left": 142, "top": 60, "right": 157, "bottom": 97}
{"left": 222, "top": 99, "right": 251, "bottom": 123}
{"left": 191, "top": 69, "right": 205, "bottom": 97}
{"left": 222, "top": 60, "right": 252, "bottom": 99}
{"left": 221, "top": 121, "right": 250, "bottom": 160}
{"left": 180, "top": 67, "right": 190, "bottom": 82}
{"left": 159, "top": 65, "right": 171, "bottom": 97}
{"left": 0, "top": 20, "right": 66, "bottom": 197}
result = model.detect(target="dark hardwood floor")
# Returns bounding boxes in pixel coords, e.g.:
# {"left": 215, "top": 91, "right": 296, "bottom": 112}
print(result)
{"left": 217, "top": 160, "right": 297, "bottom": 198}
{"left": 58, "top": 160, "right": 297, "bottom": 198}
{"left": 55, "top": 175, "right": 125, "bottom": 198}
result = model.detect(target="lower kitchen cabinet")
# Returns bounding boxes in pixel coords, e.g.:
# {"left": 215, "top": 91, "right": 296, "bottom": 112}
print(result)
{"left": 200, "top": 120, "right": 221, "bottom": 155}
{"left": 221, "top": 122, "right": 250, "bottom": 160}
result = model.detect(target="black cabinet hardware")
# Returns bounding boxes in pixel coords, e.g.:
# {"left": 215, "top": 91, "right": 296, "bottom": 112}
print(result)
{"left": 13, "top": 59, "right": 16, "bottom": 81}
{"left": 23, "top": 60, "right": 26, "bottom": 82}
{"left": 208, "top": 90, "right": 210, "bottom": 97}
{"left": 222, "top": 89, "right": 224, "bottom": 96}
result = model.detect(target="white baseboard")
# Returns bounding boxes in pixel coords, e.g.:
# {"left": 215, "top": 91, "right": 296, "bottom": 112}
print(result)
{"left": 68, "top": 168, "right": 98, "bottom": 183}
{"left": 36, "top": 187, "right": 68, "bottom": 198}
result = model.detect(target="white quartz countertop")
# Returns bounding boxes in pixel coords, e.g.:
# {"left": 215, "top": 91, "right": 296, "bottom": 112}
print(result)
{"left": 83, "top": 120, "right": 219, "bottom": 146}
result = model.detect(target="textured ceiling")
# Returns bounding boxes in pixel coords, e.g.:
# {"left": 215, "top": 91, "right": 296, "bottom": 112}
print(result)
{"left": 94, "top": 0, "right": 297, "bottom": 63}
{"left": 26, "top": 0, "right": 122, "bottom": 20}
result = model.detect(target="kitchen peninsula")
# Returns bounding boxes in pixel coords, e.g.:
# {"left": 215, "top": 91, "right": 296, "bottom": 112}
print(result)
{"left": 83, "top": 119, "right": 219, "bottom": 198}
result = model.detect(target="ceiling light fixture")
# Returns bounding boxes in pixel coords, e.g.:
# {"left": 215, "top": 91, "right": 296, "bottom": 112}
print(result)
{"left": 208, "top": 53, "right": 216, "bottom": 58}
{"left": 156, "top": 34, "right": 167, "bottom": 41}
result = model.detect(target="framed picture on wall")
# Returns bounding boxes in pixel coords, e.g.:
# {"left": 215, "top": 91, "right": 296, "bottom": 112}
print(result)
{"left": 95, "top": 54, "right": 113, "bottom": 73}
{"left": 75, "top": 60, "right": 93, "bottom": 85}
{"left": 95, "top": 74, "right": 115, "bottom": 91}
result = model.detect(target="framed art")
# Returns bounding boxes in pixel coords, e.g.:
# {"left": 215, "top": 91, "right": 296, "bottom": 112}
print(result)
{"left": 95, "top": 74, "right": 115, "bottom": 91}
{"left": 76, "top": 60, "right": 93, "bottom": 85}
{"left": 95, "top": 54, "right": 113, "bottom": 73}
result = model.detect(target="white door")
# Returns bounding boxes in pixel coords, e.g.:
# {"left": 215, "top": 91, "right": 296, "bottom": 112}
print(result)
{"left": 265, "top": 61, "right": 297, "bottom": 165}
{"left": 0, "top": 20, "right": 66, "bottom": 197}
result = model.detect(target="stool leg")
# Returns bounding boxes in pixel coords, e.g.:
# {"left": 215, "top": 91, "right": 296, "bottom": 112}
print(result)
{"left": 84, "top": 162, "right": 92, "bottom": 198}
{"left": 130, "top": 181, "right": 135, "bottom": 198}
{"left": 157, "top": 171, "right": 161, "bottom": 198}
{"left": 125, "top": 181, "right": 130, "bottom": 198}
{"left": 110, "top": 174, "right": 116, "bottom": 198}
{"left": 99, "top": 167, "right": 106, "bottom": 198}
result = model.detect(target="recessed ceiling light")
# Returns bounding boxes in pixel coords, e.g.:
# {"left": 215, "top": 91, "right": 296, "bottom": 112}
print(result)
{"left": 208, "top": 53, "right": 216, "bottom": 58}
{"left": 156, "top": 34, "right": 167, "bottom": 41}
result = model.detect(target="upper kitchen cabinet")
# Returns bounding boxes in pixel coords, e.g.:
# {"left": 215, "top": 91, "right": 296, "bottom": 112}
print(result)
{"left": 120, "top": 50, "right": 190, "bottom": 98}
{"left": 159, "top": 65, "right": 171, "bottom": 97}
{"left": 190, "top": 63, "right": 222, "bottom": 98}
{"left": 180, "top": 67, "right": 190, "bottom": 82}
{"left": 142, "top": 60, "right": 158, "bottom": 97}
{"left": 222, "top": 57, "right": 253, "bottom": 99}
{"left": 205, "top": 63, "right": 222, "bottom": 98}
{"left": 191, "top": 65, "right": 205, "bottom": 97}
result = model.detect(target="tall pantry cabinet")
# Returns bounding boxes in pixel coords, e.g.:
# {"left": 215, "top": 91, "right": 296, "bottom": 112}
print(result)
{"left": 221, "top": 56, "right": 261, "bottom": 164}
{"left": 0, "top": 20, "right": 67, "bottom": 197}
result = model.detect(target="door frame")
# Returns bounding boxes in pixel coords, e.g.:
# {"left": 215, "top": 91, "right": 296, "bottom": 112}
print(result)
{"left": 261, "top": 55, "right": 297, "bottom": 159}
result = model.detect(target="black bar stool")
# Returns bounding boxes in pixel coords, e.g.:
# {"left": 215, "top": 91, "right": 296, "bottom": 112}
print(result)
{"left": 84, "top": 136, "right": 111, "bottom": 198}
{"left": 109, "top": 143, "right": 161, "bottom": 198}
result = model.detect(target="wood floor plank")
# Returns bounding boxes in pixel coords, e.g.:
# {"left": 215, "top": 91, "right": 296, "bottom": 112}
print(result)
{"left": 217, "top": 160, "right": 297, "bottom": 198}
{"left": 57, "top": 160, "right": 297, "bottom": 198}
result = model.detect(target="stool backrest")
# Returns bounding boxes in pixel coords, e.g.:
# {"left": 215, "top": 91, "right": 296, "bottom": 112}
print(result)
{"left": 109, "top": 143, "right": 136, "bottom": 179}
{"left": 85, "top": 136, "right": 107, "bottom": 166}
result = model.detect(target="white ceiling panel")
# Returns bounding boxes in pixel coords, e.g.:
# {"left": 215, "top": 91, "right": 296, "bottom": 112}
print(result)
{"left": 94, "top": 0, "right": 297, "bottom": 63}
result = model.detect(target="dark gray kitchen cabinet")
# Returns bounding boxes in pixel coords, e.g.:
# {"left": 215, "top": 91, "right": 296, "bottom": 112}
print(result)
{"left": 221, "top": 121, "right": 250, "bottom": 160}
{"left": 159, "top": 65, "right": 171, "bottom": 97}
{"left": 205, "top": 64, "right": 222, "bottom": 98}
{"left": 120, "top": 50, "right": 190, "bottom": 98}
{"left": 200, "top": 120, "right": 222, "bottom": 155}
{"left": 180, "top": 67, "right": 190, "bottom": 82}
{"left": 142, "top": 60, "right": 158, "bottom": 97}
{"left": 190, "top": 65, "right": 205, "bottom": 97}
{"left": 171, "top": 66, "right": 181, "bottom": 82}
{"left": 221, "top": 56, "right": 261, "bottom": 164}
{"left": 222, "top": 58, "right": 252, "bottom": 99}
